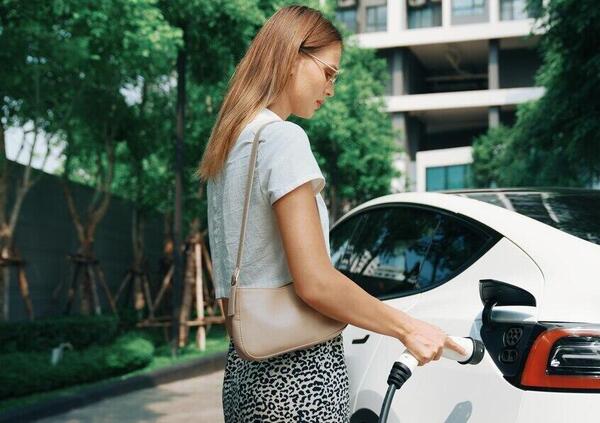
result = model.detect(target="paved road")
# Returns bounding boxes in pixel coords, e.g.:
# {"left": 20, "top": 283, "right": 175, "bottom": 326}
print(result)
{"left": 36, "top": 370, "right": 226, "bottom": 423}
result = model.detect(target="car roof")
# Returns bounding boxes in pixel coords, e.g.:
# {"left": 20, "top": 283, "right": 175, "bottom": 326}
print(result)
{"left": 333, "top": 190, "right": 598, "bottom": 258}
{"left": 440, "top": 187, "right": 600, "bottom": 195}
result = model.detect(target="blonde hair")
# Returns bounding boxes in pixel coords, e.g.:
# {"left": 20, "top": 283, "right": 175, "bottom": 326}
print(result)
{"left": 197, "top": 5, "right": 342, "bottom": 181}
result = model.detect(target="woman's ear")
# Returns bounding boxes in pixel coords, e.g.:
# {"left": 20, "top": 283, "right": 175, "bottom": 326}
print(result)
{"left": 290, "top": 55, "right": 301, "bottom": 76}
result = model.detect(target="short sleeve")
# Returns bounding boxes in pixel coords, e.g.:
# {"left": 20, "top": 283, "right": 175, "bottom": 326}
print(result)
{"left": 258, "top": 122, "right": 325, "bottom": 206}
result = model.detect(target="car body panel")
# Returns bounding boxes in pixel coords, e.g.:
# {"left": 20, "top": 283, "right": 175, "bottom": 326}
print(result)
{"left": 349, "top": 236, "right": 544, "bottom": 422}
{"left": 343, "top": 293, "right": 420, "bottom": 413}
{"left": 515, "top": 390, "right": 600, "bottom": 423}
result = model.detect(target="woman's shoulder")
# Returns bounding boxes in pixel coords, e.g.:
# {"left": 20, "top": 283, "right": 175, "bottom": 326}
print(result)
{"left": 262, "top": 120, "right": 307, "bottom": 140}
{"left": 259, "top": 121, "right": 311, "bottom": 156}
{"left": 235, "top": 114, "right": 313, "bottom": 163}
{"left": 236, "top": 117, "right": 304, "bottom": 146}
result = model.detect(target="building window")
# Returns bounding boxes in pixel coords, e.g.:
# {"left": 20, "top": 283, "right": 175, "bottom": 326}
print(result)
{"left": 426, "top": 164, "right": 473, "bottom": 191}
{"left": 500, "top": 0, "right": 528, "bottom": 20}
{"left": 452, "top": 0, "right": 486, "bottom": 17}
{"left": 366, "top": 5, "right": 387, "bottom": 32}
{"left": 336, "top": 8, "right": 358, "bottom": 33}
{"left": 407, "top": 0, "right": 442, "bottom": 29}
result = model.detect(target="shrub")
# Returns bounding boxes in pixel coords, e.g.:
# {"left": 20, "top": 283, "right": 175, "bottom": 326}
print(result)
{"left": 0, "top": 315, "right": 119, "bottom": 353}
{"left": 0, "top": 333, "right": 153, "bottom": 400}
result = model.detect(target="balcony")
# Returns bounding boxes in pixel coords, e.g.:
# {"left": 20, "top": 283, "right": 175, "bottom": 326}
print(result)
{"left": 380, "top": 36, "right": 540, "bottom": 96}
{"left": 385, "top": 86, "right": 544, "bottom": 113}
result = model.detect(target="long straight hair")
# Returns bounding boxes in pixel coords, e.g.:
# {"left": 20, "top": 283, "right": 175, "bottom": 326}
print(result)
{"left": 197, "top": 5, "right": 342, "bottom": 182}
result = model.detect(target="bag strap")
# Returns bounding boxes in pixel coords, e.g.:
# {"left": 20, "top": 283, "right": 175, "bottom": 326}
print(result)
{"left": 230, "top": 119, "right": 280, "bottom": 289}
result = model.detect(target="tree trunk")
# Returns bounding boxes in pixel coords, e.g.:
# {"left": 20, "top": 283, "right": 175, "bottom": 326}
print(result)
{"left": 0, "top": 123, "right": 8, "bottom": 320}
{"left": 132, "top": 207, "right": 147, "bottom": 314}
{"left": 61, "top": 138, "right": 116, "bottom": 315}
{"left": 171, "top": 40, "right": 187, "bottom": 355}
{"left": 0, "top": 119, "right": 48, "bottom": 320}
{"left": 0, "top": 121, "right": 8, "bottom": 248}
{"left": 178, "top": 238, "right": 195, "bottom": 347}
{"left": 330, "top": 183, "right": 339, "bottom": 223}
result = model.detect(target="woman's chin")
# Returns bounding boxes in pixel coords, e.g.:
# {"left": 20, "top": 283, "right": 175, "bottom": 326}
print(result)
{"left": 304, "top": 108, "right": 317, "bottom": 119}
{"left": 292, "top": 105, "right": 317, "bottom": 119}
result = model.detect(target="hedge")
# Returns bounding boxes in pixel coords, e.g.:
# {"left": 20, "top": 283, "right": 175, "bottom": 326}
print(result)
{"left": 0, "top": 315, "right": 120, "bottom": 353}
{"left": 0, "top": 333, "right": 154, "bottom": 400}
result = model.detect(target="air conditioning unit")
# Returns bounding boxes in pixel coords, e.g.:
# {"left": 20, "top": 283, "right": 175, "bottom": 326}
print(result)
{"left": 408, "top": 0, "right": 427, "bottom": 7}
{"left": 338, "top": 0, "right": 357, "bottom": 8}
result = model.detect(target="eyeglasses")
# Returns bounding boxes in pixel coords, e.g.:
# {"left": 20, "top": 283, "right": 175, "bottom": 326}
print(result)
{"left": 301, "top": 50, "right": 341, "bottom": 86}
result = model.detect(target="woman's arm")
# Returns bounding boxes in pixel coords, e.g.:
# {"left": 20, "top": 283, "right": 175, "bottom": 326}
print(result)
{"left": 273, "top": 182, "right": 466, "bottom": 365}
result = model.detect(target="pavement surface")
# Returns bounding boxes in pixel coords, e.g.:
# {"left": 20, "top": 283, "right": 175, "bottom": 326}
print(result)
{"left": 35, "top": 369, "right": 226, "bottom": 423}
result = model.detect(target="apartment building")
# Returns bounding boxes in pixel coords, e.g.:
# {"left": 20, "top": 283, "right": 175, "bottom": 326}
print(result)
{"left": 336, "top": 0, "right": 544, "bottom": 192}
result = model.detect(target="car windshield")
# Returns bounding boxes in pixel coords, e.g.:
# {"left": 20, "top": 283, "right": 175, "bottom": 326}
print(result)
{"left": 460, "top": 191, "right": 600, "bottom": 246}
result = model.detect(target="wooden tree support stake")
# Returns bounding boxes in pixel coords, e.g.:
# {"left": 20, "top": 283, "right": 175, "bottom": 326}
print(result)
{"left": 59, "top": 253, "right": 117, "bottom": 316}
{"left": 138, "top": 233, "right": 223, "bottom": 349}
{"left": 0, "top": 253, "right": 34, "bottom": 321}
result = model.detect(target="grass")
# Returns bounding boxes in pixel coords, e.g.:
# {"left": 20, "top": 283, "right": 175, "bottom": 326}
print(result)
{"left": 0, "top": 324, "right": 230, "bottom": 414}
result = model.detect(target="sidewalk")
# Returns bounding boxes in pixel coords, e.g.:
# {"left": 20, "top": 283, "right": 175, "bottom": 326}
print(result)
{"left": 36, "top": 370, "right": 226, "bottom": 423}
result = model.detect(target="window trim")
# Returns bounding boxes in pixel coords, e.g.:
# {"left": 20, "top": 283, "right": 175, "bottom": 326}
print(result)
{"left": 500, "top": 0, "right": 529, "bottom": 21}
{"left": 426, "top": 163, "right": 473, "bottom": 191}
{"left": 365, "top": 4, "right": 387, "bottom": 33}
{"left": 452, "top": 0, "right": 487, "bottom": 17}
{"left": 407, "top": 0, "right": 443, "bottom": 29}
{"left": 335, "top": 7, "right": 358, "bottom": 33}
{"left": 330, "top": 202, "right": 502, "bottom": 301}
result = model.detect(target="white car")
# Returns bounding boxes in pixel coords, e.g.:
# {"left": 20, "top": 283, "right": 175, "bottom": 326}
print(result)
{"left": 330, "top": 188, "right": 600, "bottom": 423}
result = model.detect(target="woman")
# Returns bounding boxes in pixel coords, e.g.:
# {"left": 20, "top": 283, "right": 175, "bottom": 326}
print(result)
{"left": 198, "top": 5, "right": 466, "bottom": 422}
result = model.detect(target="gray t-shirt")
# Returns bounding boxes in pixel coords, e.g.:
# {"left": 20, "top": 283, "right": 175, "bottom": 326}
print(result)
{"left": 207, "top": 107, "right": 331, "bottom": 299}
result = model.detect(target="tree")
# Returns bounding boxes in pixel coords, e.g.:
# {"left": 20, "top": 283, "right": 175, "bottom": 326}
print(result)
{"left": 0, "top": 0, "right": 91, "bottom": 320}
{"left": 472, "top": 0, "right": 600, "bottom": 187}
{"left": 158, "top": 0, "right": 269, "bottom": 353}
{"left": 1, "top": 0, "right": 181, "bottom": 317}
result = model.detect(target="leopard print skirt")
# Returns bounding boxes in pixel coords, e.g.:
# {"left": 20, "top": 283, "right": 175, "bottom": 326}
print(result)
{"left": 222, "top": 333, "right": 350, "bottom": 422}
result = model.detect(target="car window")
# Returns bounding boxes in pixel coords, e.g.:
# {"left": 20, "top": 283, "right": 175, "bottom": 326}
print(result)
{"left": 462, "top": 192, "right": 600, "bottom": 245}
{"left": 330, "top": 206, "right": 495, "bottom": 299}
{"left": 330, "top": 213, "right": 365, "bottom": 268}
{"left": 418, "top": 211, "right": 493, "bottom": 287}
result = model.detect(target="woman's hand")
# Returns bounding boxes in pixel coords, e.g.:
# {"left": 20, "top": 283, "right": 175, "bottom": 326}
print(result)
{"left": 400, "top": 317, "right": 467, "bottom": 366}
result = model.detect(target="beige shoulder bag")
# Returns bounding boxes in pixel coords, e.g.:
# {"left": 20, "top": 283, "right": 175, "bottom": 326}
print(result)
{"left": 227, "top": 120, "right": 347, "bottom": 361}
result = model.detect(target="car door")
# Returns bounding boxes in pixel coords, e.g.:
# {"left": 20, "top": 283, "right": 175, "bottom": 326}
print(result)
{"left": 332, "top": 205, "right": 441, "bottom": 415}
{"left": 330, "top": 211, "right": 396, "bottom": 412}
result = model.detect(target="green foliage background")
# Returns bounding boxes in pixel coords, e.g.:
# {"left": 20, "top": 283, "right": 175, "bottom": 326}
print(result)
{"left": 472, "top": 0, "right": 600, "bottom": 188}
{"left": 1, "top": 0, "right": 398, "bottom": 229}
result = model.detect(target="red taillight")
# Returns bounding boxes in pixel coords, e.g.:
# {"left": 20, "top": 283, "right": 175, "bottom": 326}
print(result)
{"left": 521, "top": 327, "right": 600, "bottom": 391}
